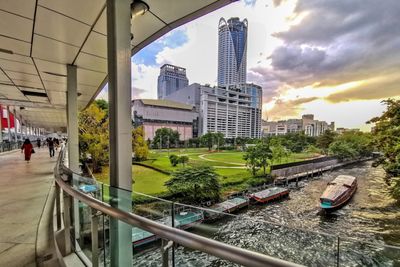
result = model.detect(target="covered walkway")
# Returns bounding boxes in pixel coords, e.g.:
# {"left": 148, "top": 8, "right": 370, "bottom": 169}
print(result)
{"left": 0, "top": 147, "right": 57, "bottom": 267}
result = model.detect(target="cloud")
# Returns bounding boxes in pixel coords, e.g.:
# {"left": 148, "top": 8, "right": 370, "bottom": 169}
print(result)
{"left": 325, "top": 74, "right": 400, "bottom": 103}
{"left": 132, "top": 29, "right": 189, "bottom": 65}
{"left": 264, "top": 96, "right": 318, "bottom": 120}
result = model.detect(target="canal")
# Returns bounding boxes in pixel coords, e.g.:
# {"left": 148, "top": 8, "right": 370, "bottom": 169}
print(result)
{"left": 134, "top": 161, "right": 400, "bottom": 266}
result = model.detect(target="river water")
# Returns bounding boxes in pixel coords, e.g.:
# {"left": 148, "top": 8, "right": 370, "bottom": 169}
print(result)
{"left": 133, "top": 161, "right": 400, "bottom": 266}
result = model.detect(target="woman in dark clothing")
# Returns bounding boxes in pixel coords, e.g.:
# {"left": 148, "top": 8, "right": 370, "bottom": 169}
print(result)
{"left": 21, "top": 139, "right": 33, "bottom": 162}
{"left": 36, "top": 138, "right": 41, "bottom": 148}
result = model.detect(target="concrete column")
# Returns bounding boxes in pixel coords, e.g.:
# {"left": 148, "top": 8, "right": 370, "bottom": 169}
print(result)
{"left": 6, "top": 106, "right": 11, "bottom": 141}
{"left": 13, "top": 109, "right": 18, "bottom": 141}
{"left": 107, "top": 0, "right": 133, "bottom": 265}
{"left": 67, "top": 64, "right": 81, "bottom": 242}
{"left": 67, "top": 64, "right": 79, "bottom": 172}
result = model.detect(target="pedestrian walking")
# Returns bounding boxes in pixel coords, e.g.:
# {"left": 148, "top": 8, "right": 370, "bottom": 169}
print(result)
{"left": 36, "top": 138, "right": 41, "bottom": 149}
{"left": 54, "top": 138, "right": 60, "bottom": 151}
{"left": 48, "top": 138, "right": 55, "bottom": 157}
{"left": 21, "top": 139, "right": 34, "bottom": 162}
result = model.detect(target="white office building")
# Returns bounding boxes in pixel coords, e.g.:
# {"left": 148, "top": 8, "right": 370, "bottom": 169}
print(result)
{"left": 157, "top": 64, "right": 189, "bottom": 99}
{"left": 165, "top": 83, "right": 262, "bottom": 139}
{"left": 218, "top": 17, "right": 248, "bottom": 87}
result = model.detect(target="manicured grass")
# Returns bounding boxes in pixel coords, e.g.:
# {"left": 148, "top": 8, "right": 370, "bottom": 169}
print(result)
{"left": 93, "top": 148, "right": 320, "bottom": 200}
{"left": 95, "top": 165, "right": 170, "bottom": 195}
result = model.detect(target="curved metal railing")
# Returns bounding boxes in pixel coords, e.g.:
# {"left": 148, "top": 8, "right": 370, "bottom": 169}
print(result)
{"left": 54, "top": 145, "right": 302, "bottom": 267}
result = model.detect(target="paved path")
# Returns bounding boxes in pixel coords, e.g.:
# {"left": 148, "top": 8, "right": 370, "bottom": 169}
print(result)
{"left": 198, "top": 153, "right": 246, "bottom": 168}
{"left": 0, "top": 147, "right": 57, "bottom": 267}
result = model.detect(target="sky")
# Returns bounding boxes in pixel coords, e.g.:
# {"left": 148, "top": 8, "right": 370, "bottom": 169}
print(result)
{"left": 97, "top": 0, "right": 400, "bottom": 131}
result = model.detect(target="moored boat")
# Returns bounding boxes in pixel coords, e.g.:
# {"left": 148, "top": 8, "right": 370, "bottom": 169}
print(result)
{"left": 249, "top": 187, "right": 289, "bottom": 203}
{"left": 320, "top": 175, "right": 357, "bottom": 211}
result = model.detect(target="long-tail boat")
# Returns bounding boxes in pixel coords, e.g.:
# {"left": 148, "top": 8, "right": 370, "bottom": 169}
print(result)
{"left": 320, "top": 175, "right": 357, "bottom": 211}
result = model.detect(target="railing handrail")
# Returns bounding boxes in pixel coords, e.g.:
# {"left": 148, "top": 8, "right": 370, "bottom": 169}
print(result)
{"left": 55, "top": 146, "right": 302, "bottom": 267}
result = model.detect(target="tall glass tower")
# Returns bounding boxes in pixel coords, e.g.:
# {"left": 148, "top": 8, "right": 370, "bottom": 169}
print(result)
{"left": 217, "top": 17, "right": 248, "bottom": 87}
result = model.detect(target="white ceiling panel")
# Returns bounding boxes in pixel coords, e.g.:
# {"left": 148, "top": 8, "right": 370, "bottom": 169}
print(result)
{"left": 34, "top": 59, "right": 67, "bottom": 76}
{"left": 5, "top": 70, "right": 41, "bottom": 83}
{"left": 0, "top": 84, "right": 27, "bottom": 100}
{"left": 0, "top": 53, "right": 33, "bottom": 64}
{"left": 77, "top": 84, "right": 98, "bottom": 96}
{"left": 47, "top": 91, "right": 66, "bottom": 105}
{"left": 32, "top": 34, "right": 80, "bottom": 64}
{"left": 40, "top": 72, "right": 67, "bottom": 83}
{"left": 75, "top": 53, "right": 107, "bottom": 73}
{"left": 13, "top": 79, "right": 43, "bottom": 89}
{"left": 81, "top": 31, "right": 107, "bottom": 58}
{"left": 0, "top": 59, "right": 36, "bottom": 74}
{"left": 0, "top": 0, "right": 36, "bottom": 19}
{"left": 43, "top": 80, "right": 66, "bottom": 92}
{"left": 38, "top": 0, "right": 105, "bottom": 25}
{"left": 0, "top": 35, "right": 30, "bottom": 56}
{"left": 0, "top": 10, "right": 33, "bottom": 42}
{"left": 0, "top": 71, "right": 11, "bottom": 83}
{"left": 150, "top": 0, "right": 217, "bottom": 24}
{"left": 131, "top": 12, "right": 165, "bottom": 47}
{"left": 26, "top": 95, "right": 49, "bottom": 103}
{"left": 77, "top": 68, "right": 105, "bottom": 87}
{"left": 93, "top": 9, "right": 106, "bottom": 35}
{"left": 35, "top": 6, "right": 91, "bottom": 47}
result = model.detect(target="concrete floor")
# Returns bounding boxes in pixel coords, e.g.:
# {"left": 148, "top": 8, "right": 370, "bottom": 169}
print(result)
{"left": 0, "top": 147, "right": 57, "bottom": 267}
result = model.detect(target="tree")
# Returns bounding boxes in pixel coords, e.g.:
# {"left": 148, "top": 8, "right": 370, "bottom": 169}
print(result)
{"left": 169, "top": 154, "right": 179, "bottom": 167}
{"left": 316, "top": 130, "right": 337, "bottom": 154}
{"left": 94, "top": 99, "right": 108, "bottom": 111}
{"left": 368, "top": 99, "right": 400, "bottom": 200}
{"left": 328, "top": 141, "right": 357, "bottom": 160}
{"left": 257, "top": 142, "right": 273, "bottom": 175}
{"left": 152, "top": 128, "right": 180, "bottom": 149}
{"left": 132, "top": 126, "right": 149, "bottom": 161}
{"left": 270, "top": 139, "right": 290, "bottom": 163}
{"left": 214, "top": 132, "right": 225, "bottom": 151}
{"left": 243, "top": 146, "right": 261, "bottom": 176}
{"left": 79, "top": 103, "right": 109, "bottom": 173}
{"left": 179, "top": 155, "right": 189, "bottom": 167}
{"left": 200, "top": 132, "right": 215, "bottom": 151}
{"left": 329, "top": 131, "right": 373, "bottom": 160}
{"left": 368, "top": 99, "right": 400, "bottom": 177}
{"left": 165, "top": 166, "right": 221, "bottom": 204}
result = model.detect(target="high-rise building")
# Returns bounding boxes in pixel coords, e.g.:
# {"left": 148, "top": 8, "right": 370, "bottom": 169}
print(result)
{"left": 157, "top": 64, "right": 189, "bottom": 99}
{"left": 217, "top": 17, "right": 248, "bottom": 87}
{"left": 165, "top": 83, "right": 262, "bottom": 139}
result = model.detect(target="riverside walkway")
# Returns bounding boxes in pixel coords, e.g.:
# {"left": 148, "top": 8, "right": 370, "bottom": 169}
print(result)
{"left": 0, "top": 147, "right": 57, "bottom": 267}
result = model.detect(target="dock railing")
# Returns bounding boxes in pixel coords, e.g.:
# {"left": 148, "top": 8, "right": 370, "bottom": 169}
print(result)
{"left": 54, "top": 145, "right": 303, "bottom": 267}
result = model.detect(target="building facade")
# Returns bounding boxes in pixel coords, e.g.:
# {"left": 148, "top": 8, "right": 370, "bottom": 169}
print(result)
{"left": 165, "top": 83, "right": 262, "bottom": 139}
{"left": 132, "top": 99, "right": 198, "bottom": 141}
{"left": 263, "top": 114, "right": 335, "bottom": 137}
{"left": 157, "top": 64, "right": 189, "bottom": 99}
{"left": 217, "top": 17, "right": 248, "bottom": 87}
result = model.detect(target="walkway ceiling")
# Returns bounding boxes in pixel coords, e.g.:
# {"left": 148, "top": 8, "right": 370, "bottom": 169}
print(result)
{"left": 0, "top": 0, "right": 235, "bottom": 130}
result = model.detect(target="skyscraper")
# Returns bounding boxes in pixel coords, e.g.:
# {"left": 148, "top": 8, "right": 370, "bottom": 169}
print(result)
{"left": 157, "top": 64, "right": 189, "bottom": 99}
{"left": 217, "top": 17, "right": 248, "bottom": 87}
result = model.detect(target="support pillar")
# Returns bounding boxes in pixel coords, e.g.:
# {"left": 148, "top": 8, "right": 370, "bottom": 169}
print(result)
{"left": 67, "top": 64, "right": 81, "bottom": 242}
{"left": 13, "top": 109, "right": 18, "bottom": 142}
{"left": 6, "top": 106, "right": 11, "bottom": 141}
{"left": 107, "top": 0, "right": 133, "bottom": 266}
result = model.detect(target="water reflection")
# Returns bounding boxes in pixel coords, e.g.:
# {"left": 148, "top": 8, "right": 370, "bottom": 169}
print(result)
{"left": 133, "top": 162, "right": 400, "bottom": 266}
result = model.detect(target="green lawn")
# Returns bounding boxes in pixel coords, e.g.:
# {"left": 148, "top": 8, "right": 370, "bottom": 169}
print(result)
{"left": 95, "top": 165, "right": 170, "bottom": 195}
{"left": 93, "top": 148, "right": 320, "bottom": 199}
